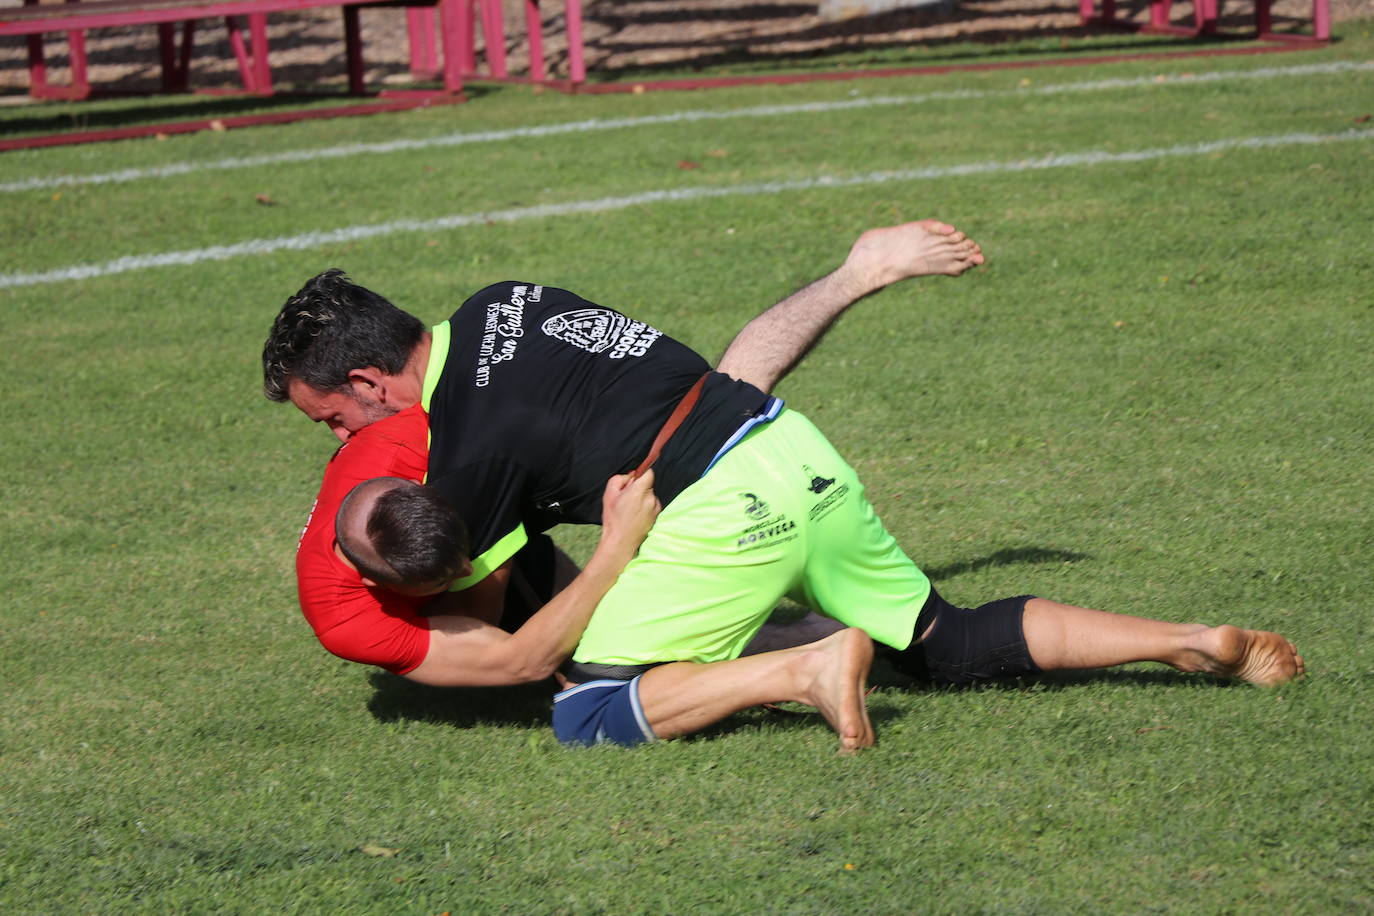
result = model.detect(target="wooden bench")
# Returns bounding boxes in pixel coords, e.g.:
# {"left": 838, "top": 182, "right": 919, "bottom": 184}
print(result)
{"left": 0, "top": 0, "right": 585, "bottom": 101}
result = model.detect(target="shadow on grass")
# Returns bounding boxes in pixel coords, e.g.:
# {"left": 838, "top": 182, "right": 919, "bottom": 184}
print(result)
{"left": 592, "top": 31, "right": 1206, "bottom": 83}
{"left": 583, "top": 6, "right": 1326, "bottom": 86}
{"left": 1029, "top": 667, "right": 1250, "bottom": 690}
{"left": 925, "top": 545, "right": 1091, "bottom": 582}
{"left": 366, "top": 671, "right": 553, "bottom": 729}
{"left": 889, "top": 665, "right": 1252, "bottom": 693}
{"left": 0, "top": 84, "right": 492, "bottom": 139}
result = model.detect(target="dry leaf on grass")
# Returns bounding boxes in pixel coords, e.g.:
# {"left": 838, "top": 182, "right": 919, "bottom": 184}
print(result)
{"left": 359, "top": 844, "right": 398, "bottom": 858}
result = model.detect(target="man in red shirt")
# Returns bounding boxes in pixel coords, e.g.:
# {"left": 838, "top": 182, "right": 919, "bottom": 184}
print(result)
{"left": 295, "top": 403, "right": 438, "bottom": 675}
{"left": 294, "top": 400, "right": 630, "bottom": 677}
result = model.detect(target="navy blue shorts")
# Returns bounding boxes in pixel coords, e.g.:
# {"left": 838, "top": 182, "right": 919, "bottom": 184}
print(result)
{"left": 552, "top": 677, "right": 657, "bottom": 747}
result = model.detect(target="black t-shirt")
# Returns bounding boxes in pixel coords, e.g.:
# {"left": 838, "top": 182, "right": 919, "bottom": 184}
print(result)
{"left": 423, "top": 281, "right": 772, "bottom": 578}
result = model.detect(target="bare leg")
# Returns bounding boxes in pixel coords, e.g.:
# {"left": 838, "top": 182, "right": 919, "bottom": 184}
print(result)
{"left": 714, "top": 219, "right": 984, "bottom": 393}
{"left": 636, "top": 628, "right": 875, "bottom": 752}
{"left": 1022, "top": 598, "right": 1304, "bottom": 686}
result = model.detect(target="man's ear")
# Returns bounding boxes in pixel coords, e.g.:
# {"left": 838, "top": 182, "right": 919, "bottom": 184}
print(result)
{"left": 347, "top": 367, "right": 389, "bottom": 402}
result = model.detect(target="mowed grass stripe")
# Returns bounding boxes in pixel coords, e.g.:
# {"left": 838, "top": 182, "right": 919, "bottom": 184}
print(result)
{"left": 10, "top": 67, "right": 1364, "bottom": 273}
{"left": 3, "top": 59, "right": 1370, "bottom": 194}
{"left": 3, "top": 126, "right": 1371, "bottom": 290}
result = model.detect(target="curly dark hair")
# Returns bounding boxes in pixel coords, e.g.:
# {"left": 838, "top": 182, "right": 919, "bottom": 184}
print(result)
{"left": 262, "top": 269, "right": 425, "bottom": 402}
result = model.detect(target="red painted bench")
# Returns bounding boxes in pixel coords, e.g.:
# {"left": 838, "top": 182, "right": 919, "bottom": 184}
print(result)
{"left": 1, "top": 0, "right": 587, "bottom": 101}
{"left": 1078, "top": 0, "right": 1330, "bottom": 42}
{"left": 403, "top": 0, "right": 585, "bottom": 85}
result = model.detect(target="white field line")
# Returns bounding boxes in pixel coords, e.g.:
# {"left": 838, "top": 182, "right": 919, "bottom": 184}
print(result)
{"left": 4, "top": 59, "right": 1372, "bottom": 195}
{"left": 4, "top": 127, "right": 1371, "bottom": 291}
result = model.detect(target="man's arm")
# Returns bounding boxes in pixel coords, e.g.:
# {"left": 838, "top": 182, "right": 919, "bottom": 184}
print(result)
{"left": 403, "top": 472, "right": 659, "bottom": 687}
{"left": 715, "top": 219, "right": 985, "bottom": 393}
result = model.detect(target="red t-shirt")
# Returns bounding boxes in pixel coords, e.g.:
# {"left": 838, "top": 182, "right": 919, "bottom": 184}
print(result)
{"left": 295, "top": 405, "right": 432, "bottom": 674}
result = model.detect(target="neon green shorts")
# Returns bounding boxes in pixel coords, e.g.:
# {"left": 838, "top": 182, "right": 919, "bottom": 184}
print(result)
{"left": 573, "top": 409, "right": 930, "bottom": 666}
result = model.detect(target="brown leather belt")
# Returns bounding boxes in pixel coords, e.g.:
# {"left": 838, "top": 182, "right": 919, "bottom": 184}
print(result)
{"left": 630, "top": 371, "right": 710, "bottom": 479}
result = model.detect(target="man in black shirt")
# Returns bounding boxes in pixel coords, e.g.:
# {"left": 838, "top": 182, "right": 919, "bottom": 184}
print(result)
{"left": 267, "top": 219, "right": 986, "bottom": 672}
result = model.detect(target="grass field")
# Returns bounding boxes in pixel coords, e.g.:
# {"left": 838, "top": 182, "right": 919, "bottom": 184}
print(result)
{"left": 2, "top": 23, "right": 1373, "bottom": 913}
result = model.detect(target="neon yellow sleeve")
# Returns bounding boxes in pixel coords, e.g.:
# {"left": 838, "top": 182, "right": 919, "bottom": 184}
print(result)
{"left": 449, "top": 523, "right": 528, "bottom": 591}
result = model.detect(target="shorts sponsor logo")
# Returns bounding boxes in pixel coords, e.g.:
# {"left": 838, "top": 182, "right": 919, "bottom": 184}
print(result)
{"left": 805, "top": 465, "right": 836, "bottom": 494}
{"left": 735, "top": 499, "right": 794, "bottom": 551}
{"left": 474, "top": 290, "right": 530, "bottom": 387}
{"left": 739, "top": 492, "right": 771, "bottom": 521}
{"left": 541, "top": 307, "right": 662, "bottom": 359}
{"left": 737, "top": 516, "right": 797, "bottom": 551}
{"left": 808, "top": 483, "right": 851, "bottom": 522}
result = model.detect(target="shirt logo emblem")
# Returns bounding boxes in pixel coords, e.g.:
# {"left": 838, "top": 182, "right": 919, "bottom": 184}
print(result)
{"left": 542, "top": 308, "right": 663, "bottom": 359}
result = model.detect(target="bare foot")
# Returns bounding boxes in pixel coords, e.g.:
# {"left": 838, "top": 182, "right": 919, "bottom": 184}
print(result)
{"left": 847, "top": 218, "right": 986, "bottom": 288}
{"left": 802, "top": 628, "right": 875, "bottom": 753}
{"left": 1179, "top": 624, "right": 1305, "bottom": 686}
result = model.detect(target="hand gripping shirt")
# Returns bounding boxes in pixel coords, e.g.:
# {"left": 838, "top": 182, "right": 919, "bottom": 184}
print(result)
{"left": 423, "top": 281, "right": 775, "bottom": 588}
{"left": 295, "top": 405, "right": 432, "bottom": 674}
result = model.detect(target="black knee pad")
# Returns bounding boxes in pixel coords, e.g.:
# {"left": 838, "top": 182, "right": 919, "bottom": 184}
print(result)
{"left": 890, "top": 590, "right": 1040, "bottom": 686}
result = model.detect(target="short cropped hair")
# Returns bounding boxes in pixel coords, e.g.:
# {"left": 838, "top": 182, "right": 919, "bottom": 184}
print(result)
{"left": 354, "top": 485, "right": 471, "bottom": 589}
{"left": 262, "top": 269, "right": 425, "bottom": 402}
